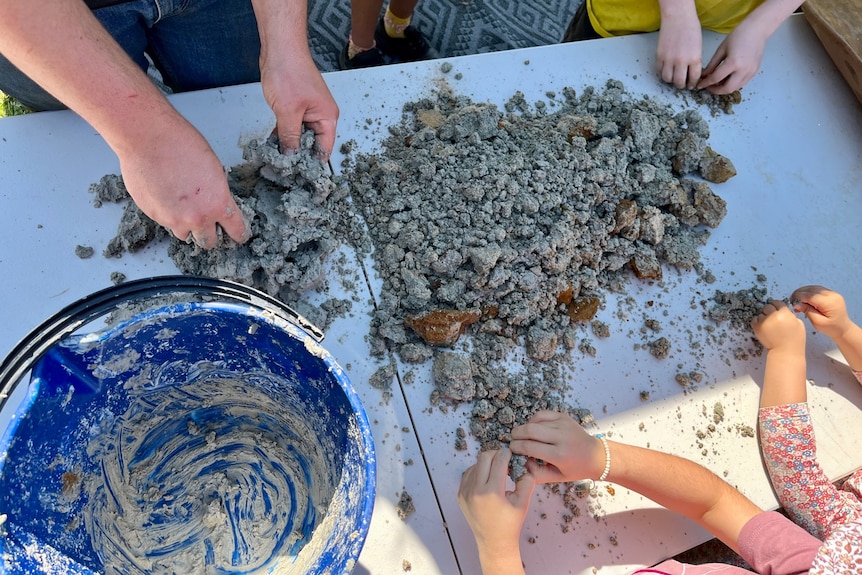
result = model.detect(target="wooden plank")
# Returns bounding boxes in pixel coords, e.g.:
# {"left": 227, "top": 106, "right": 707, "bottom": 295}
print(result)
{"left": 804, "top": 0, "right": 862, "bottom": 106}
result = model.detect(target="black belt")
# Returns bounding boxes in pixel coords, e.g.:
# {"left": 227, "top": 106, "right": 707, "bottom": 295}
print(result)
{"left": 85, "top": 0, "right": 133, "bottom": 9}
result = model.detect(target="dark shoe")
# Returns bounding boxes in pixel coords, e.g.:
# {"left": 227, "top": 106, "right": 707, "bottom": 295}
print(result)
{"left": 373, "top": 19, "right": 436, "bottom": 63}
{"left": 338, "top": 43, "right": 386, "bottom": 70}
{"left": 562, "top": 1, "right": 601, "bottom": 42}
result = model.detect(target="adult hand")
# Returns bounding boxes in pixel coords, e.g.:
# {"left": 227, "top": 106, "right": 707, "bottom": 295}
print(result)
{"left": 510, "top": 411, "right": 605, "bottom": 484}
{"left": 0, "top": 0, "right": 248, "bottom": 249}
{"left": 458, "top": 448, "right": 534, "bottom": 574}
{"left": 260, "top": 49, "right": 339, "bottom": 158}
{"left": 656, "top": 7, "right": 703, "bottom": 90}
{"left": 697, "top": 18, "right": 766, "bottom": 94}
{"left": 750, "top": 300, "right": 805, "bottom": 353}
{"left": 790, "top": 286, "right": 852, "bottom": 340}
{"left": 117, "top": 120, "right": 248, "bottom": 248}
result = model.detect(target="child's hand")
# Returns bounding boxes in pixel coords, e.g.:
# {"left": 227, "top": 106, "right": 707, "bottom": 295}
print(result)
{"left": 790, "top": 286, "right": 852, "bottom": 340}
{"left": 509, "top": 411, "right": 606, "bottom": 484}
{"left": 458, "top": 448, "right": 535, "bottom": 559}
{"left": 751, "top": 300, "right": 805, "bottom": 354}
{"left": 697, "top": 17, "right": 767, "bottom": 94}
{"left": 656, "top": 9, "right": 703, "bottom": 90}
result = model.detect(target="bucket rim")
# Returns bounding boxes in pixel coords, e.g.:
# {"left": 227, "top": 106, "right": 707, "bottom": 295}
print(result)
{"left": 0, "top": 275, "right": 323, "bottom": 410}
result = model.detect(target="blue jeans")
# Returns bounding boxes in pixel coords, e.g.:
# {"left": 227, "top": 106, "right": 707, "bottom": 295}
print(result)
{"left": 0, "top": 0, "right": 262, "bottom": 111}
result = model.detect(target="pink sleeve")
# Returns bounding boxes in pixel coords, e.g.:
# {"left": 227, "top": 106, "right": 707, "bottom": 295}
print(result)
{"left": 638, "top": 560, "right": 757, "bottom": 574}
{"left": 737, "top": 511, "right": 821, "bottom": 575}
{"left": 634, "top": 513, "right": 819, "bottom": 575}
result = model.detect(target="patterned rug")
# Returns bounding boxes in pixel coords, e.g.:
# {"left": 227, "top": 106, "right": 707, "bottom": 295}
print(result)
{"left": 307, "top": 0, "right": 578, "bottom": 72}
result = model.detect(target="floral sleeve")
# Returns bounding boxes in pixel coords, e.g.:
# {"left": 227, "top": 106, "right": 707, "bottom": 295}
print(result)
{"left": 758, "top": 402, "right": 862, "bottom": 539}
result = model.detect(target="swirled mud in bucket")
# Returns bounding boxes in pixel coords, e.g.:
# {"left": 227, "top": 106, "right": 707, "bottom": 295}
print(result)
{"left": 83, "top": 367, "right": 339, "bottom": 574}
{"left": 1, "top": 300, "right": 373, "bottom": 574}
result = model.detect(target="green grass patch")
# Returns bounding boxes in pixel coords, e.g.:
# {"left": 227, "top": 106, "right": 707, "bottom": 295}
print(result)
{"left": 1, "top": 92, "right": 31, "bottom": 118}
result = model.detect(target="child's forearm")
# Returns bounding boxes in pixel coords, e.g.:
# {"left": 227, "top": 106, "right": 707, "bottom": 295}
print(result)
{"left": 831, "top": 322, "right": 862, "bottom": 372}
{"left": 760, "top": 348, "right": 807, "bottom": 408}
{"left": 476, "top": 548, "right": 526, "bottom": 575}
{"left": 657, "top": 0, "right": 698, "bottom": 24}
{"left": 606, "top": 441, "right": 761, "bottom": 554}
{"left": 742, "top": 0, "right": 805, "bottom": 38}
{"left": 758, "top": 403, "right": 837, "bottom": 539}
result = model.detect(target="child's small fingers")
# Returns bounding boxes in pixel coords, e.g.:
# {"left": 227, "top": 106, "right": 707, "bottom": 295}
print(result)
{"left": 749, "top": 315, "right": 762, "bottom": 330}
{"left": 790, "top": 285, "right": 828, "bottom": 305}
{"left": 470, "top": 449, "right": 498, "bottom": 485}
{"left": 458, "top": 465, "right": 477, "bottom": 499}
{"left": 525, "top": 459, "right": 563, "bottom": 484}
{"left": 791, "top": 300, "right": 809, "bottom": 314}
{"left": 490, "top": 447, "right": 512, "bottom": 481}
{"left": 510, "top": 472, "right": 536, "bottom": 504}
{"left": 527, "top": 410, "right": 563, "bottom": 424}
{"left": 759, "top": 302, "right": 778, "bottom": 316}
{"left": 686, "top": 63, "right": 701, "bottom": 90}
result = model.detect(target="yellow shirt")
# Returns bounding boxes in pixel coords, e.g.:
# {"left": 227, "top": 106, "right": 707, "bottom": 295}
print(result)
{"left": 586, "top": 0, "right": 765, "bottom": 37}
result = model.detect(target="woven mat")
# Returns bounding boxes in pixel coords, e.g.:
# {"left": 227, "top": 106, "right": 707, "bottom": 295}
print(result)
{"left": 308, "top": 0, "right": 577, "bottom": 71}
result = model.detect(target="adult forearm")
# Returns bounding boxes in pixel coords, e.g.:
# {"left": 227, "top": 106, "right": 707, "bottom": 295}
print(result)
{"left": 606, "top": 441, "right": 761, "bottom": 554}
{"left": 0, "top": 0, "right": 180, "bottom": 154}
{"left": 251, "top": 0, "right": 312, "bottom": 58}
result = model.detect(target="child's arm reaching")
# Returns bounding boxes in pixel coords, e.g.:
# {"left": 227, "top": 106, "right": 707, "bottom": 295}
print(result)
{"left": 509, "top": 411, "right": 761, "bottom": 555}
{"left": 457, "top": 448, "right": 535, "bottom": 575}
{"left": 697, "top": 0, "right": 804, "bottom": 94}
{"left": 753, "top": 292, "right": 862, "bottom": 539}
{"left": 460, "top": 411, "right": 823, "bottom": 573}
{"left": 656, "top": 0, "right": 703, "bottom": 90}
{"left": 791, "top": 286, "right": 862, "bottom": 377}
{"left": 751, "top": 300, "right": 807, "bottom": 408}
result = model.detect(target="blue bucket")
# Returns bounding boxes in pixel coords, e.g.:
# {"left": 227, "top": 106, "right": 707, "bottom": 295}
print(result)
{"left": 0, "top": 277, "right": 376, "bottom": 574}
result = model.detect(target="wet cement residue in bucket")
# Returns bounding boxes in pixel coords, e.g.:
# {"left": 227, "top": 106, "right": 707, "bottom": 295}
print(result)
{"left": 0, "top": 301, "right": 373, "bottom": 574}
{"left": 83, "top": 369, "right": 334, "bottom": 573}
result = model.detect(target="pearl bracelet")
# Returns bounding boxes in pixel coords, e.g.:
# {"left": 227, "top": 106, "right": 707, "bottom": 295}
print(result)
{"left": 595, "top": 433, "right": 611, "bottom": 482}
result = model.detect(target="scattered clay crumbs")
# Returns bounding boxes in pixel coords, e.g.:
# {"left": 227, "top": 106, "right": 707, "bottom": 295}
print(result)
{"left": 90, "top": 73, "right": 772, "bottom": 531}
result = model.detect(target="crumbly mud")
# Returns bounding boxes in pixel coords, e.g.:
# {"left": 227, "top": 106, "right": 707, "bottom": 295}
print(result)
{"left": 335, "top": 79, "right": 741, "bottom": 469}
{"left": 91, "top": 131, "right": 355, "bottom": 331}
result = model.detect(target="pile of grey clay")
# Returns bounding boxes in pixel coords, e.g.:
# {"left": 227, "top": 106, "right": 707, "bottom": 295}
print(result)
{"left": 336, "top": 79, "right": 736, "bottom": 455}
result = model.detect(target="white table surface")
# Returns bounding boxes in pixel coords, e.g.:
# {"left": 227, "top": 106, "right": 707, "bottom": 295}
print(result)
{"left": 2, "top": 13, "right": 862, "bottom": 575}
